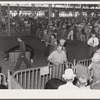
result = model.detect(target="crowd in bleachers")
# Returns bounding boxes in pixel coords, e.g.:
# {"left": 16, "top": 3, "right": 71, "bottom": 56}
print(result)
{"left": 32, "top": 17, "right": 100, "bottom": 44}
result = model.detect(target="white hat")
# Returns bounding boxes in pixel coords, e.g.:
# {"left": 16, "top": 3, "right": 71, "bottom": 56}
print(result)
{"left": 92, "top": 53, "right": 100, "bottom": 62}
{"left": 60, "top": 39, "right": 66, "bottom": 43}
{"left": 62, "top": 69, "right": 76, "bottom": 80}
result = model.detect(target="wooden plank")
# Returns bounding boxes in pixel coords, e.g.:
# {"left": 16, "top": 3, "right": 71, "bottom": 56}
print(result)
{"left": 24, "top": 71, "right": 27, "bottom": 89}
{"left": 34, "top": 69, "right": 38, "bottom": 89}
{"left": 21, "top": 72, "right": 23, "bottom": 86}
{"left": 41, "top": 76, "right": 45, "bottom": 89}
{"left": 48, "top": 67, "right": 52, "bottom": 80}
{"left": 31, "top": 71, "right": 34, "bottom": 89}
{"left": 55, "top": 65, "right": 59, "bottom": 78}
{"left": 59, "top": 64, "right": 62, "bottom": 80}
{"left": 27, "top": 71, "right": 31, "bottom": 89}
{"left": 45, "top": 75, "right": 48, "bottom": 87}
{"left": 38, "top": 69, "right": 41, "bottom": 89}
{"left": 52, "top": 66, "right": 55, "bottom": 78}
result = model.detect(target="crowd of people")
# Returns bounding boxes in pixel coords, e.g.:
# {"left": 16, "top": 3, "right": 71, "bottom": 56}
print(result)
{"left": 34, "top": 17, "right": 100, "bottom": 43}
{"left": 57, "top": 49, "right": 100, "bottom": 90}
{"left": 1, "top": 12, "right": 100, "bottom": 89}
{"left": 34, "top": 17, "right": 100, "bottom": 90}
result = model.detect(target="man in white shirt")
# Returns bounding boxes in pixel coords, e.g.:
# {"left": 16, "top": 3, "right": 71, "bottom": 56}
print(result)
{"left": 48, "top": 44, "right": 67, "bottom": 66}
{"left": 58, "top": 69, "right": 79, "bottom": 90}
{"left": 87, "top": 33, "right": 99, "bottom": 57}
{"left": 67, "top": 29, "right": 74, "bottom": 41}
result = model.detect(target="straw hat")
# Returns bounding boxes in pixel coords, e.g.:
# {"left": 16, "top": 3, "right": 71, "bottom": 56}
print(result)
{"left": 92, "top": 53, "right": 100, "bottom": 62}
{"left": 62, "top": 69, "right": 76, "bottom": 80}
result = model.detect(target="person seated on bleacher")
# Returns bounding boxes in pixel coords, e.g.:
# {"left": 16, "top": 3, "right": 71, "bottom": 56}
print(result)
{"left": 58, "top": 69, "right": 79, "bottom": 90}
{"left": 48, "top": 44, "right": 67, "bottom": 66}
{"left": 88, "top": 53, "right": 100, "bottom": 82}
{"left": 77, "top": 75, "right": 90, "bottom": 89}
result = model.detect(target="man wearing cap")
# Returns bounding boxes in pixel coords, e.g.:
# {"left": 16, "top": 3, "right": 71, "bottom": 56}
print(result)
{"left": 58, "top": 69, "right": 79, "bottom": 90}
{"left": 59, "top": 39, "right": 66, "bottom": 54}
{"left": 87, "top": 33, "right": 99, "bottom": 57}
{"left": 88, "top": 53, "right": 100, "bottom": 82}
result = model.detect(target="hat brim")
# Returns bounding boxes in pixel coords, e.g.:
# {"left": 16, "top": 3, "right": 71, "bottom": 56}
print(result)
{"left": 62, "top": 74, "right": 76, "bottom": 80}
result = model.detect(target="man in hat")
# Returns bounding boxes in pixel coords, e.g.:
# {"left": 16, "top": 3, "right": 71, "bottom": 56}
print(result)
{"left": 88, "top": 53, "right": 100, "bottom": 82}
{"left": 87, "top": 33, "right": 99, "bottom": 57}
{"left": 58, "top": 69, "right": 79, "bottom": 90}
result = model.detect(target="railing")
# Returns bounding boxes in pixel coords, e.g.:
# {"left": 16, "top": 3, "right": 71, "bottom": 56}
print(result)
{"left": 74, "top": 59, "right": 92, "bottom": 67}
{"left": 0, "top": 73, "right": 6, "bottom": 85}
{"left": 13, "top": 62, "right": 73, "bottom": 89}
{"left": 73, "top": 59, "right": 92, "bottom": 74}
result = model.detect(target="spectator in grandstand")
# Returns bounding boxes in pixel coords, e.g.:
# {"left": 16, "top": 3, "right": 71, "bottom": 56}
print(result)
{"left": 43, "top": 29, "right": 50, "bottom": 46}
{"left": 48, "top": 34, "right": 57, "bottom": 54}
{"left": 84, "top": 22, "right": 92, "bottom": 42}
{"left": 88, "top": 53, "right": 100, "bottom": 82}
{"left": 67, "top": 29, "right": 74, "bottom": 41}
{"left": 77, "top": 75, "right": 90, "bottom": 89}
{"left": 48, "top": 44, "right": 67, "bottom": 66}
{"left": 87, "top": 33, "right": 99, "bottom": 57}
{"left": 80, "top": 28, "right": 86, "bottom": 42}
{"left": 59, "top": 39, "right": 66, "bottom": 54}
{"left": 76, "top": 24, "right": 82, "bottom": 41}
{"left": 14, "top": 37, "right": 31, "bottom": 70}
{"left": 61, "top": 25, "right": 67, "bottom": 40}
{"left": 58, "top": 69, "right": 79, "bottom": 90}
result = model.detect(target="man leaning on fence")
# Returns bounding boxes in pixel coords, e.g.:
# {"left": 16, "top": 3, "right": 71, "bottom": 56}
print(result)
{"left": 47, "top": 44, "right": 68, "bottom": 66}
{"left": 14, "top": 37, "right": 31, "bottom": 70}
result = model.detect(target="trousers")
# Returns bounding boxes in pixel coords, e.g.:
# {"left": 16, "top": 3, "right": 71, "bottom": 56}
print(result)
{"left": 89, "top": 46, "right": 97, "bottom": 57}
{"left": 15, "top": 53, "right": 31, "bottom": 69}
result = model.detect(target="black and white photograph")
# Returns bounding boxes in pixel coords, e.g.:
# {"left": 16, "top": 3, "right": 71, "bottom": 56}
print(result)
{"left": 0, "top": 1, "right": 100, "bottom": 98}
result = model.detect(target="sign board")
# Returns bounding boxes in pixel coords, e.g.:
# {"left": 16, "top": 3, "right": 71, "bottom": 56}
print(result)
{"left": 40, "top": 66, "right": 49, "bottom": 76}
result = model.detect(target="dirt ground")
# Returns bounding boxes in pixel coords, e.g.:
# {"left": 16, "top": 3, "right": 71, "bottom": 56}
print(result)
{"left": 0, "top": 35, "right": 90, "bottom": 77}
